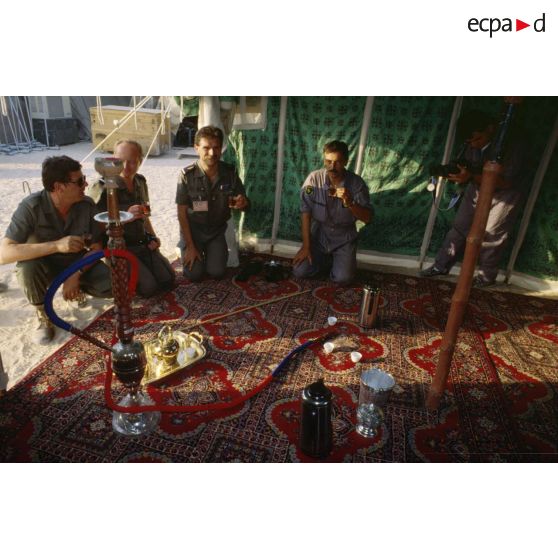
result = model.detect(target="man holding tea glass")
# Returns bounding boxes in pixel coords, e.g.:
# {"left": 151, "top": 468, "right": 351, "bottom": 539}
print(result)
{"left": 293, "top": 140, "right": 373, "bottom": 285}
{"left": 90, "top": 140, "right": 175, "bottom": 297}
{"left": 176, "top": 126, "right": 249, "bottom": 282}
{"left": 0, "top": 156, "right": 112, "bottom": 344}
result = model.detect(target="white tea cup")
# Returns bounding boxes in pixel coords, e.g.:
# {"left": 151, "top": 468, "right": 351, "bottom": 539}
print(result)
{"left": 350, "top": 351, "right": 362, "bottom": 363}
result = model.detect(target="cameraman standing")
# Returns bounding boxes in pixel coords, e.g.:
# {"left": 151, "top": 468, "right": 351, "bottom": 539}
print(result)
{"left": 421, "top": 110, "right": 529, "bottom": 287}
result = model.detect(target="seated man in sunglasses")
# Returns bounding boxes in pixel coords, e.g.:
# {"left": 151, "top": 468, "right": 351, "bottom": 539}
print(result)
{"left": 0, "top": 156, "right": 112, "bottom": 344}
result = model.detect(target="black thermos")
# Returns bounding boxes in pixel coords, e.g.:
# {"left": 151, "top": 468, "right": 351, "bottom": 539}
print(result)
{"left": 300, "top": 378, "right": 333, "bottom": 458}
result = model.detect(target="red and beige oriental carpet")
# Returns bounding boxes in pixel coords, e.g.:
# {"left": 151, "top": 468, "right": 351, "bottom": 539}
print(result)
{"left": 1, "top": 259, "right": 557, "bottom": 462}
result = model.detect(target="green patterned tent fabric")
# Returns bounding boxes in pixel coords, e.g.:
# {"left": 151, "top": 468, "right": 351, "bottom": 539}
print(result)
{"left": 183, "top": 97, "right": 558, "bottom": 281}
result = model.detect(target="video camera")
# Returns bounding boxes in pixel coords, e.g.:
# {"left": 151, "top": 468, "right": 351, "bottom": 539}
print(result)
{"left": 428, "top": 142, "right": 482, "bottom": 179}
{"left": 429, "top": 159, "right": 468, "bottom": 178}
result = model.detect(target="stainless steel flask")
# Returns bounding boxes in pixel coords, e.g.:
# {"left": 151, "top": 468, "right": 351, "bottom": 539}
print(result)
{"left": 358, "top": 285, "right": 380, "bottom": 328}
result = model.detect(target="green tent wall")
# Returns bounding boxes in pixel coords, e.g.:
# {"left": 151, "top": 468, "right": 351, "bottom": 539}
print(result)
{"left": 183, "top": 96, "right": 558, "bottom": 281}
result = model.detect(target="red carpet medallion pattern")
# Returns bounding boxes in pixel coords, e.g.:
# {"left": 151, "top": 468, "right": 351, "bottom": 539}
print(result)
{"left": 0, "top": 261, "right": 556, "bottom": 462}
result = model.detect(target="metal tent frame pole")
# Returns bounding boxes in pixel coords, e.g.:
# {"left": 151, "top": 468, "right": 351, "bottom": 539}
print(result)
{"left": 505, "top": 111, "right": 558, "bottom": 283}
{"left": 418, "top": 96, "right": 463, "bottom": 270}
{"left": 5, "top": 97, "right": 23, "bottom": 152}
{"left": 355, "top": 96, "right": 374, "bottom": 175}
{"left": 270, "top": 96, "right": 288, "bottom": 253}
{"left": 24, "top": 97, "right": 38, "bottom": 145}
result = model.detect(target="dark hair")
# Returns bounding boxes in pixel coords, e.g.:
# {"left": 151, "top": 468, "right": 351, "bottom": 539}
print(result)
{"left": 194, "top": 126, "right": 224, "bottom": 147}
{"left": 41, "top": 156, "right": 82, "bottom": 192}
{"left": 323, "top": 140, "right": 349, "bottom": 161}
{"left": 456, "top": 110, "right": 495, "bottom": 140}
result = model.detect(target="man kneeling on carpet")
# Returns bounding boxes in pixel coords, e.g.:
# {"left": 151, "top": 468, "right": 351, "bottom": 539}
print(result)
{"left": 292, "top": 140, "right": 373, "bottom": 285}
{"left": 0, "top": 156, "right": 112, "bottom": 344}
{"left": 89, "top": 140, "right": 175, "bottom": 297}
{"left": 176, "top": 126, "right": 250, "bottom": 282}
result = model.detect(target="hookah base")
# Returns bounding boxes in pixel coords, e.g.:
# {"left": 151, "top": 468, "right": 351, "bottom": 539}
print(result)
{"left": 112, "top": 392, "right": 160, "bottom": 436}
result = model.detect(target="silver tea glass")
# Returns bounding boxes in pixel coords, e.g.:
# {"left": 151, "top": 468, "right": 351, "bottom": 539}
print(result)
{"left": 356, "top": 368, "right": 395, "bottom": 438}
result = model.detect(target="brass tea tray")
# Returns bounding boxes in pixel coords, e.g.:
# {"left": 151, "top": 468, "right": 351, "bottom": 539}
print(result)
{"left": 142, "top": 331, "right": 206, "bottom": 385}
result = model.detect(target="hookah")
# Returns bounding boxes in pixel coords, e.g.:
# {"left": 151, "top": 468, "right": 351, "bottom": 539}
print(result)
{"left": 93, "top": 157, "right": 161, "bottom": 435}
{"left": 43, "top": 156, "right": 334, "bottom": 436}
{"left": 45, "top": 157, "right": 160, "bottom": 435}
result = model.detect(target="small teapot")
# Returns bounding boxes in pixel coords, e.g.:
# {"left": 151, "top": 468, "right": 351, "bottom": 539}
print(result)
{"left": 156, "top": 325, "right": 180, "bottom": 366}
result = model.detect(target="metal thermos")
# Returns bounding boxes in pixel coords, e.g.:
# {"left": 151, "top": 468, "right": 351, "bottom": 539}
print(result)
{"left": 359, "top": 285, "right": 380, "bottom": 328}
{"left": 300, "top": 378, "right": 333, "bottom": 458}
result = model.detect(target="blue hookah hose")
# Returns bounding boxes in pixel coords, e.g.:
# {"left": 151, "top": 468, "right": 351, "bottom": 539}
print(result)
{"left": 44, "top": 250, "right": 106, "bottom": 332}
{"left": 43, "top": 248, "right": 142, "bottom": 353}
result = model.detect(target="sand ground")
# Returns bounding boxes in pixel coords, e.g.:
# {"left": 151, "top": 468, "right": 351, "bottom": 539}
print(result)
{"left": 0, "top": 142, "right": 195, "bottom": 389}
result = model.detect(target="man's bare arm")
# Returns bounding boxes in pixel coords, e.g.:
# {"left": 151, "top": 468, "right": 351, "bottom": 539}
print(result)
{"left": 0, "top": 236, "right": 84, "bottom": 265}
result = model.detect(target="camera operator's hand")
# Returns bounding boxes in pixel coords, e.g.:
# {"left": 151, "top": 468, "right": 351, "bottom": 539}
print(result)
{"left": 447, "top": 165, "right": 472, "bottom": 185}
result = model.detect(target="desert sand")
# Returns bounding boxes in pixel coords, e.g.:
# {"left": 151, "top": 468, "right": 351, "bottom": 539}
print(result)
{"left": 0, "top": 142, "right": 196, "bottom": 389}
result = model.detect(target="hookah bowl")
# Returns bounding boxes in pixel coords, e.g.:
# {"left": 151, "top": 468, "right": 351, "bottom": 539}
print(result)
{"left": 94, "top": 156, "right": 123, "bottom": 181}
{"left": 111, "top": 340, "right": 160, "bottom": 436}
{"left": 93, "top": 157, "right": 134, "bottom": 225}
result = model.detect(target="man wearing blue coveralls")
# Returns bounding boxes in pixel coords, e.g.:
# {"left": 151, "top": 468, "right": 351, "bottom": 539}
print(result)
{"left": 292, "top": 141, "right": 373, "bottom": 285}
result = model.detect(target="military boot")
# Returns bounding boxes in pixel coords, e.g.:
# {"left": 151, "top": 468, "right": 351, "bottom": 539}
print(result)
{"left": 33, "top": 305, "right": 55, "bottom": 345}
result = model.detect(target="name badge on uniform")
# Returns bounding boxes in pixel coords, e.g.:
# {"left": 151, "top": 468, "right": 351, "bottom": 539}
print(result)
{"left": 193, "top": 200, "right": 209, "bottom": 212}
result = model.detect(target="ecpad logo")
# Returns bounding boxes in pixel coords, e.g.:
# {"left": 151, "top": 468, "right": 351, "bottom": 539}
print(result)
{"left": 468, "top": 13, "right": 546, "bottom": 37}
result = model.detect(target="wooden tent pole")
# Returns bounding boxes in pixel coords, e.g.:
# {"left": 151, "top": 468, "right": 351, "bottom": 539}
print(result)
{"left": 426, "top": 99, "right": 521, "bottom": 411}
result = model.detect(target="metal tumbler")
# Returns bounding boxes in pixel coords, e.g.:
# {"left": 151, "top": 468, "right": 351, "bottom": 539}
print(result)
{"left": 358, "top": 285, "right": 380, "bottom": 328}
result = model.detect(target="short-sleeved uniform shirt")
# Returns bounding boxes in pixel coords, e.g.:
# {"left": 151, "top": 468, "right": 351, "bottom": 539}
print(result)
{"left": 300, "top": 168, "right": 373, "bottom": 252}
{"left": 4, "top": 190, "right": 103, "bottom": 267}
{"left": 91, "top": 174, "right": 150, "bottom": 246}
{"left": 175, "top": 161, "right": 247, "bottom": 238}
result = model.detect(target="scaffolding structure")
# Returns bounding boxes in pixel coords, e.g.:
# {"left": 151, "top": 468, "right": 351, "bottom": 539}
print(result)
{"left": 0, "top": 96, "right": 56, "bottom": 155}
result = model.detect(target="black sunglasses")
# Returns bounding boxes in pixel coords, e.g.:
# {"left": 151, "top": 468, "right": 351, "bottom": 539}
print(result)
{"left": 65, "top": 175, "right": 87, "bottom": 187}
